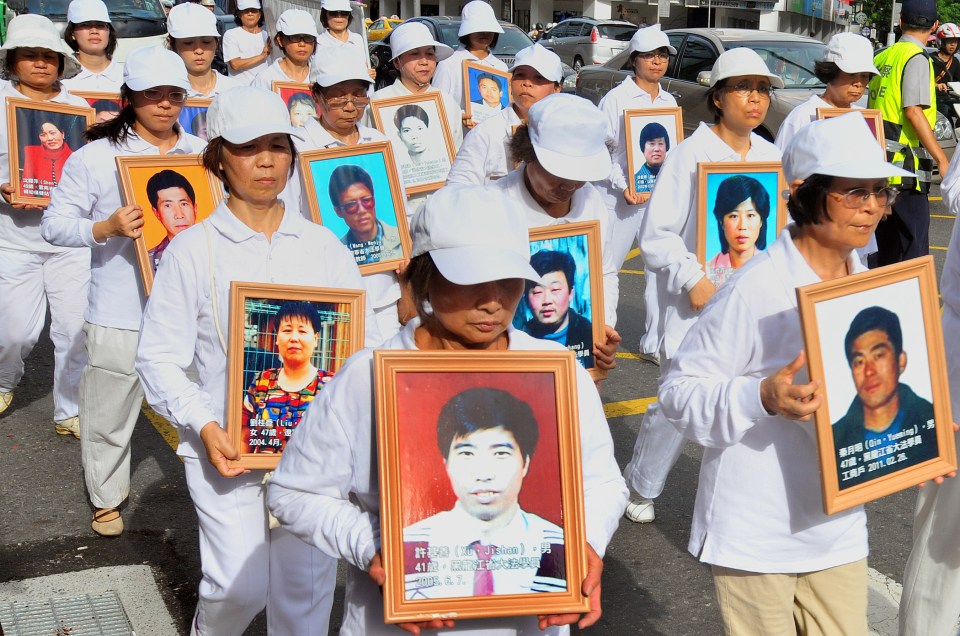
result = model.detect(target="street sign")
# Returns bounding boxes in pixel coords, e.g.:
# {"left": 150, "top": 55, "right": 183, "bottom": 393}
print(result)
{"left": 855, "top": 11, "right": 867, "bottom": 24}
{"left": 861, "top": 25, "right": 872, "bottom": 37}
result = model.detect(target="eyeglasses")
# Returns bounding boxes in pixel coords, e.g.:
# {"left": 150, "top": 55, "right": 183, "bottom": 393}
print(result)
{"left": 323, "top": 95, "right": 370, "bottom": 109}
{"left": 830, "top": 187, "right": 900, "bottom": 208}
{"left": 327, "top": 10, "right": 351, "bottom": 16}
{"left": 337, "top": 195, "right": 375, "bottom": 214}
{"left": 140, "top": 88, "right": 188, "bottom": 104}
{"left": 636, "top": 50, "right": 669, "bottom": 61}
{"left": 727, "top": 81, "right": 773, "bottom": 98}
{"left": 76, "top": 21, "right": 109, "bottom": 30}
{"left": 282, "top": 34, "right": 317, "bottom": 44}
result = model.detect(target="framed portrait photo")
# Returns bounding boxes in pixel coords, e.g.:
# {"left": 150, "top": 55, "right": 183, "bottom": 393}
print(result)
{"left": 797, "top": 256, "right": 956, "bottom": 514}
{"left": 69, "top": 91, "right": 122, "bottom": 124}
{"left": 374, "top": 350, "right": 589, "bottom": 623}
{"left": 816, "top": 107, "right": 884, "bottom": 153}
{"left": 6, "top": 98, "right": 95, "bottom": 206}
{"left": 461, "top": 61, "right": 511, "bottom": 125}
{"left": 369, "top": 92, "right": 456, "bottom": 196}
{"left": 177, "top": 98, "right": 213, "bottom": 141}
{"left": 226, "top": 281, "right": 366, "bottom": 470}
{"left": 623, "top": 107, "right": 683, "bottom": 198}
{"left": 271, "top": 81, "right": 319, "bottom": 128}
{"left": 696, "top": 161, "right": 787, "bottom": 289}
{"left": 298, "top": 141, "right": 412, "bottom": 275}
{"left": 513, "top": 221, "right": 606, "bottom": 381}
{"left": 115, "top": 154, "right": 224, "bottom": 295}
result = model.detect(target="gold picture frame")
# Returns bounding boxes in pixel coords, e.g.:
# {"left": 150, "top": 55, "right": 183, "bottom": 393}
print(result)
{"left": 271, "top": 80, "right": 318, "bottom": 127}
{"left": 461, "top": 61, "right": 511, "bottom": 125}
{"left": 69, "top": 91, "right": 122, "bottom": 124}
{"left": 816, "top": 107, "right": 884, "bottom": 153}
{"left": 623, "top": 106, "right": 683, "bottom": 199}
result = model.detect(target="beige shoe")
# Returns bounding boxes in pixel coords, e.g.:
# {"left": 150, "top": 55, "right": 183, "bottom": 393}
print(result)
{"left": 0, "top": 390, "right": 12, "bottom": 415}
{"left": 55, "top": 416, "right": 80, "bottom": 439}
{"left": 92, "top": 507, "right": 123, "bottom": 537}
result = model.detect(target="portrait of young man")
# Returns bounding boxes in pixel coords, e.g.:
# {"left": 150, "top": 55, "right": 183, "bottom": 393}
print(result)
{"left": 403, "top": 387, "right": 566, "bottom": 600}
{"left": 470, "top": 72, "right": 506, "bottom": 123}
{"left": 146, "top": 169, "right": 198, "bottom": 271}
{"left": 832, "top": 305, "right": 938, "bottom": 489}
{"left": 633, "top": 121, "right": 670, "bottom": 194}
{"left": 327, "top": 163, "right": 403, "bottom": 266}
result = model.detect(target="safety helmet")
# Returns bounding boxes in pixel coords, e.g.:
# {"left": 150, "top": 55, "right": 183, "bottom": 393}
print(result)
{"left": 938, "top": 22, "right": 960, "bottom": 41}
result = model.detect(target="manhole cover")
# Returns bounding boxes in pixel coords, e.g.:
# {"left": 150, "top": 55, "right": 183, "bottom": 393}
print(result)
{"left": 0, "top": 591, "right": 134, "bottom": 635}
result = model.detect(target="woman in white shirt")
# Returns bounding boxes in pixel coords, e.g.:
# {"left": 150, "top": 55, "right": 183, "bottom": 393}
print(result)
{"left": 135, "top": 85, "right": 381, "bottom": 636}
{"left": 41, "top": 46, "right": 206, "bottom": 537}
{"left": 267, "top": 184, "right": 627, "bottom": 636}
{"left": 61, "top": 0, "right": 123, "bottom": 93}
{"left": 622, "top": 48, "right": 784, "bottom": 525}
{"left": 252, "top": 9, "right": 317, "bottom": 88}
{"left": 0, "top": 16, "right": 90, "bottom": 435}
{"left": 166, "top": 3, "right": 241, "bottom": 98}
{"left": 221, "top": 0, "right": 270, "bottom": 85}
{"left": 314, "top": 0, "right": 375, "bottom": 80}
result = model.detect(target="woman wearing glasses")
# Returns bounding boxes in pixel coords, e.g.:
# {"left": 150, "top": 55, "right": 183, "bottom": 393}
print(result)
{"left": 61, "top": 0, "right": 123, "bottom": 92}
{"left": 166, "top": 2, "right": 241, "bottom": 97}
{"left": 41, "top": 46, "right": 206, "bottom": 537}
{"left": 314, "top": 0, "right": 376, "bottom": 80}
{"left": 620, "top": 48, "right": 783, "bottom": 527}
{"left": 251, "top": 9, "right": 317, "bottom": 88}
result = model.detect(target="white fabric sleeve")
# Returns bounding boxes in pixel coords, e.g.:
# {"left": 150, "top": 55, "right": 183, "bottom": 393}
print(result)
{"left": 222, "top": 29, "right": 243, "bottom": 63}
{"left": 441, "top": 90, "right": 464, "bottom": 149}
{"left": 446, "top": 119, "right": 493, "bottom": 185}
{"left": 40, "top": 153, "right": 102, "bottom": 248}
{"left": 599, "top": 91, "right": 628, "bottom": 192}
{"left": 432, "top": 56, "right": 463, "bottom": 108}
{"left": 598, "top": 205, "right": 620, "bottom": 327}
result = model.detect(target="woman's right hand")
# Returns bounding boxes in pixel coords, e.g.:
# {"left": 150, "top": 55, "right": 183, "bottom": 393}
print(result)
{"left": 1, "top": 183, "right": 43, "bottom": 210}
{"left": 93, "top": 205, "right": 144, "bottom": 242}
{"left": 368, "top": 553, "right": 456, "bottom": 634}
{"left": 461, "top": 113, "right": 476, "bottom": 129}
{"left": 688, "top": 276, "right": 716, "bottom": 312}
{"left": 200, "top": 421, "right": 248, "bottom": 478}
{"left": 759, "top": 351, "right": 821, "bottom": 421}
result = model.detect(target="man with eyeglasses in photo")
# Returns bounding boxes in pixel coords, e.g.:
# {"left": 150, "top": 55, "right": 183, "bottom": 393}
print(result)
{"left": 328, "top": 164, "right": 403, "bottom": 265}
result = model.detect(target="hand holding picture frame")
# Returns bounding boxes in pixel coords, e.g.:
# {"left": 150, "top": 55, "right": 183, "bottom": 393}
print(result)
{"left": 623, "top": 107, "right": 683, "bottom": 198}
{"left": 271, "top": 81, "right": 319, "bottom": 128}
{"left": 461, "top": 61, "right": 511, "bottom": 125}
{"left": 797, "top": 257, "right": 956, "bottom": 514}
{"left": 816, "top": 108, "right": 883, "bottom": 155}
{"left": 298, "top": 141, "right": 412, "bottom": 275}
{"left": 375, "top": 350, "right": 589, "bottom": 623}
{"left": 696, "top": 161, "right": 787, "bottom": 289}
{"left": 513, "top": 221, "right": 607, "bottom": 381}
{"left": 226, "top": 281, "right": 366, "bottom": 470}
{"left": 6, "top": 97, "right": 95, "bottom": 207}
{"left": 115, "top": 154, "right": 224, "bottom": 295}
{"left": 369, "top": 92, "right": 456, "bottom": 196}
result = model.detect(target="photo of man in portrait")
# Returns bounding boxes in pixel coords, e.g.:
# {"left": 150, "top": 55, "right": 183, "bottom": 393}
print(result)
{"left": 20, "top": 120, "right": 73, "bottom": 198}
{"left": 471, "top": 72, "right": 506, "bottom": 123}
{"left": 393, "top": 103, "right": 450, "bottom": 185}
{"left": 832, "top": 306, "right": 938, "bottom": 489}
{"left": 327, "top": 163, "right": 403, "bottom": 265}
{"left": 146, "top": 169, "right": 198, "bottom": 272}
{"left": 634, "top": 121, "right": 669, "bottom": 194}
{"left": 521, "top": 250, "right": 594, "bottom": 368}
{"left": 403, "top": 387, "right": 565, "bottom": 600}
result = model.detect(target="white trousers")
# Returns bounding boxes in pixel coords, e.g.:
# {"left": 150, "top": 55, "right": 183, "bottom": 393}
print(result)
{"left": 622, "top": 356, "right": 686, "bottom": 499}
{"left": 80, "top": 323, "right": 143, "bottom": 509}
{"left": 183, "top": 457, "right": 336, "bottom": 636}
{"left": 639, "top": 267, "right": 660, "bottom": 357}
{"left": 0, "top": 247, "right": 89, "bottom": 421}
{"left": 898, "top": 429, "right": 960, "bottom": 636}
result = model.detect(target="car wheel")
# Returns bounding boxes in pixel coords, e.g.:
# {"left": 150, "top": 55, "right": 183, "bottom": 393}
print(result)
{"left": 573, "top": 56, "right": 583, "bottom": 72}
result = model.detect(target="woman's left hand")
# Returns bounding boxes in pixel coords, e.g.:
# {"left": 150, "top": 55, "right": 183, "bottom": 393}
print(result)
{"left": 199, "top": 421, "right": 248, "bottom": 478}
{"left": 0, "top": 183, "right": 42, "bottom": 210}
{"left": 537, "top": 544, "right": 603, "bottom": 629}
{"left": 594, "top": 326, "right": 621, "bottom": 371}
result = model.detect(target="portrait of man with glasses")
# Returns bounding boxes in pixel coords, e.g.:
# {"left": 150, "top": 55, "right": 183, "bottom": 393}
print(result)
{"left": 327, "top": 163, "right": 403, "bottom": 265}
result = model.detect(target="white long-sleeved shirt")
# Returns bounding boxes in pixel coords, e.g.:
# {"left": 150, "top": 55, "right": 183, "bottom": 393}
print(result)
{"left": 267, "top": 320, "right": 627, "bottom": 635}
{"left": 61, "top": 60, "right": 124, "bottom": 93}
{"left": 432, "top": 47, "right": 508, "bottom": 112}
{"left": 938, "top": 159, "right": 960, "bottom": 421}
{"left": 367, "top": 78, "right": 464, "bottom": 149}
{"left": 135, "top": 200, "right": 382, "bottom": 459}
{"left": 446, "top": 104, "right": 521, "bottom": 185}
{"left": 659, "top": 226, "right": 868, "bottom": 573}
{"left": 222, "top": 27, "right": 269, "bottom": 85}
{"left": 638, "top": 122, "right": 781, "bottom": 358}
{"left": 0, "top": 81, "right": 90, "bottom": 254}
{"left": 490, "top": 166, "right": 619, "bottom": 327}
{"left": 186, "top": 71, "right": 243, "bottom": 98}
{"left": 41, "top": 129, "right": 207, "bottom": 330}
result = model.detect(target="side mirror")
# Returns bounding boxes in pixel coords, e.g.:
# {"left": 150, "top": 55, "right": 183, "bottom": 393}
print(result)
{"left": 697, "top": 70, "right": 712, "bottom": 87}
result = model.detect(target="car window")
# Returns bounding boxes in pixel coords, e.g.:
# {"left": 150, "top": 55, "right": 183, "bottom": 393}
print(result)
{"left": 494, "top": 26, "right": 536, "bottom": 55}
{"left": 371, "top": 19, "right": 382, "bottom": 29}
{"left": 724, "top": 41, "right": 825, "bottom": 89}
{"left": 577, "top": 22, "right": 592, "bottom": 36}
{"left": 597, "top": 24, "right": 636, "bottom": 41}
{"left": 435, "top": 23, "right": 462, "bottom": 48}
{"left": 676, "top": 37, "right": 716, "bottom": 83}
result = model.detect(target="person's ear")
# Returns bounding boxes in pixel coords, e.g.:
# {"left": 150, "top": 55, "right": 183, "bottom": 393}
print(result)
{"left": 899, "top": 351, "right": 907, "bottom": 375}
{"left": 521, "top": 455, "right": 530, "bottom": 478}
{"left": 788, "top": 178, "right": 804, "bottom": 198}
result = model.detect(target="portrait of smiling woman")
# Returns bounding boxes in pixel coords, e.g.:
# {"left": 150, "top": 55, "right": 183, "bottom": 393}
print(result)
{"left": 21, "top": 121, "right": 73, "bottom": 198}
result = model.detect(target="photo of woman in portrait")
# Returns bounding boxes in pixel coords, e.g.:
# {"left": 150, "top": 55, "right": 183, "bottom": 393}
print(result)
{"left": 21, "top": 120, "right": 73, "bottom": 198}
{"left": 705, "top": 174, "right": 771, "bottom": 288}
{"left": 287, "top": 91, "right": 318, "bottom": 127}
{"left": 241, "top": 300, "right": 334, "bottom": 455}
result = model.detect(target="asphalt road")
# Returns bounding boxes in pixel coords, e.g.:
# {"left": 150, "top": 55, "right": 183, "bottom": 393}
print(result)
{"left": 0, "top": 187, "right": 956, "bottom": 635}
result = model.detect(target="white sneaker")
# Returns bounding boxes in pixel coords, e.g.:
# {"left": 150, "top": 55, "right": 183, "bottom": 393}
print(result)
{"left": 55, "top": 416, "right": 80, "bottom": 439}
{"left": 0, "top": 390, "right": 12, "bottom": 415}
{"left": 625, "top": 496, "right": 655, "bottom": 523}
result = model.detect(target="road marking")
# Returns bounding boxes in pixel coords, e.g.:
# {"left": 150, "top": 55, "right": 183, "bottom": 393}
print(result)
{"left": 143, "top": 404, "right": 179, "bottom": 453}
{"left": 625, "top": 247, "right": 641, "bottom": 262}
{"left": 932, "top": 214, "right": 954, "bottom": 219}
{"left": 932, "top": 245, "right": 947, "bottom": 251}
{"left": 930, "top": 196, "right": 943, "bottom": 201}
{"left": 604, "top": 397, "right": 657, "bottom": 419}
{"left": 620, "top": 269, "right": 645, "bottom": 275}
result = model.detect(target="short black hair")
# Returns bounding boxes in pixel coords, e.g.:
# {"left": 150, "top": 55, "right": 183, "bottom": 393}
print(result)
{"left": 233, "top": 7, "right": 265, "bottom": 26}
{"left": 844, "top": 306, "right": 904, "bottom": 365}
{"left": 705, "top": 78, "right": 727, "bottom": 123}
{"left": 287, "top": 91, "right": 316, "bottom": 112}
{"left": 146, "top": 169, "right": 196, "bottom": 208}
{"left": 328, "top": 164, "right": 373, "bottom": 208}
{"left": 814, "top": 60, "right": 841, "bottom": 84}
{"left": 526, "top": 250, "right": 575, "bottom": 293}
{"left": 458, "top": 32, "right": 500, "bottom": 49}
{"left": 436, "top": 387, "right": 539, "bottom": 462}
{"left": 639, "top": 121, "right": 669, "bottom": 152}
{"left": 508, "top": 123, "right": 536, "bottom": 164}
{"left": 274, "top": 300, "right": 321, "bottom": 333}
{"left": 320, "top": 7, "right": 354, "bottom": 29}
{"left": 712, "top": 175, "right": 771, "bottom": 253}
{"left": 476, "top": 72, "right": 502, "bottom": 90}
{"left": 90, "top": 99, "right": 121, "bottom": 115}
{"left": 64, "top": 21, "right": 119, "bottom": 58}
{"left": 786, "top": 173, "right": 833, "bottom": 228}
{"left": 394, "top": 103, "right": 429, "bottom": 129}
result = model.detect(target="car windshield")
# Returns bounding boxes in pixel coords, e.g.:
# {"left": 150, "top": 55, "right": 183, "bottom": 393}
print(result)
{"left": 435, "top": 24, "right": 463, "bottom": 48}
{"left": 494, "top": 27, "right": 534, "bottom": 55}
{"left": 10, "top": 0, "right": 164, "bottom": 19}
{"left": 597, "top": 24, "right": 636, "bottom": 41}
{"left": 725, "top": 41, "right": 826, "bottom": 89}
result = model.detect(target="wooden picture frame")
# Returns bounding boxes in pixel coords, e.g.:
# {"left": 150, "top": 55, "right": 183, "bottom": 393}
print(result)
{"left": 69, "top": 91, "right": 122, "bottom": 123}
{"left": 178, "top": 98, "right": 213, "bottom": 141}
{"left": 696, "top": 161, "right": 787, "bottom": 289}
{"left": 5, "top": 98, "right": 95, "bottom": 206}
{"left": 298, "top": 141, "right": 412, "bottom": 275}
{"left": 797, "top": 257, "right": 956, "bottom": 514}
{"left": 513, "top": 221, "right": 607, "bottom": 381}
{"left": 369, "top": 92, "right": 457, "bottom": 196}
{"left": 271, "top": 80, "right": 319, "bottom": 127}
{"left": 623, "top": 106, "right": 683, "bottom": 198}
{"left": 374, "top": 350, "right": 589, "bottom": 623}
{"left": 461, "top": 61, "right": 511, "bottom": 125}
{"left": 816, "top": 107, "right": 884, "bottom": 153}
{"left": 226, "top": 281, "right": 366, "bottom": 470}
{"left": 115, "top": 154, "right": 224, "bottom": 295}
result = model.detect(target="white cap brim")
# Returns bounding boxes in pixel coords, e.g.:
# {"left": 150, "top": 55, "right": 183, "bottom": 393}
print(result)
{"left": 391, "top": 41, "right": 454, "bottom": 61}
{"left": 220, "top": 123, "right": 307, "bottom": 144}
{"left": 834, "top": 59, "right": 880, "bottom": 75}
{"left": 430, "top": 246, "right": 542, "bottom": 285}
{"left": 815, "top": 159, "right": 915, "bottom": 180}
{"left": 533, "top": 144, "right": 611, "bottom": 182}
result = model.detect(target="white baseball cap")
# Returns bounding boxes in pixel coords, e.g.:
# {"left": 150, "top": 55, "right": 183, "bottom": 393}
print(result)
{"left": 276, "top": 9, "right": 320, "bottom": 37}
{"left": 389, "top": 22, "right": 454, "bottom": 61}
{"left": 510, "top": 43, "right": 563, "bottom": 83}
{"left": 526, "top": 93, "right": 611, "bottom": 182}
{"left": 458, "top": 0, "right": 503, "bottom": 37}
{"left": 410, "top": 185, "right": 541, "bottom": 285}
{"left": 709, "top": 47, "right": 785, "bottom": 89}
{"left": 783, "top": 112, "right": 913, "bottom": 182}
{"left": 167, "top": 2, "right": 220, "bottom": 38}
{"left": 68, "top": 0, "right": 111, "bottom": 24}
{"left": 311, "top": 45, "right": 373, "bottom": 87}
{"left": 628, "top": 23, "right": 676, "bottom": 55}
{"left": 822, "top": 32, "right": 880, "bottom": 76}
{"left": 321, "top": 0, "right": 352, "bottom": 11}
{"left": 207, "top": 86, "right": 307, "bottom": 143}
{"left": 236, "top": 0, "right": 261, "bottom": 10}
{"left": 123, "top": 45, "right": 190, "bottom": 91}
{"left": 0, "top": 14, "right": 81, "bottom": 78}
